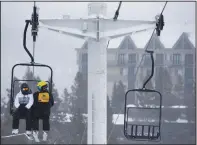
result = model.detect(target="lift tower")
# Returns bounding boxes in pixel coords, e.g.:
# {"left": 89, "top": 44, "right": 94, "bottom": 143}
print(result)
{"left": 39, "top": 2, "right": 157, "bottom": 144}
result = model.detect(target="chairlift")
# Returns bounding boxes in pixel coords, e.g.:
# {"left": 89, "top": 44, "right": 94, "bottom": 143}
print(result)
{"left": 124, "top": 50, "right": 162, "bottom": 141}
{"left": 10, "top": 3, "right": 53, "bottom": 116}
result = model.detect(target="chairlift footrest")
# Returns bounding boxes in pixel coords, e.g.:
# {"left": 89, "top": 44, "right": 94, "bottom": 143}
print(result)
{"left": 125, "top": 124, "right": 160, "bottom": 140}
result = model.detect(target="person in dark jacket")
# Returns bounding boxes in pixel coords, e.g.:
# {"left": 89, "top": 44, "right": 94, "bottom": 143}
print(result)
{"left": 12, "top": 83, "right": 34, "bottom": 138}
{"left": 32, "top": 81, "right": 54, "bottom": 142}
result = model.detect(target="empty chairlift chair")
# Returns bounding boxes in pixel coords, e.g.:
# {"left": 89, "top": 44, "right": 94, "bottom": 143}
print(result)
{"left": 124, "top": 50, "right": 162, "bottom": 141}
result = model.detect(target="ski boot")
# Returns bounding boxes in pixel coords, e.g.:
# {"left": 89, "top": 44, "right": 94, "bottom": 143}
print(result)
{"left": 11, "top": 129, "right": 19, "bottom": 135}
{"left": 33, "top": 131, "right": 40, "bottom": 142}
{"left": 42, "top": 131, "right": 48, "bottom": 142}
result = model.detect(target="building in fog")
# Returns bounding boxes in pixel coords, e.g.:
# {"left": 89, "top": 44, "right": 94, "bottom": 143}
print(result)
{"left": 75, "top": 32, "right": 195, "bottom": 99}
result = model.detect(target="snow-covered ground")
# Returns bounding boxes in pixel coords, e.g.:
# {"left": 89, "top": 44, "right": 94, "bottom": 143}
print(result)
{"left": 112, "top": 114, "right": 195, "bottom": 125}
{"left": 49, "top": 107, "right": 195, "bottom": 124}
{"left": 126, "top": 104, "right": 191, "bottom": 108}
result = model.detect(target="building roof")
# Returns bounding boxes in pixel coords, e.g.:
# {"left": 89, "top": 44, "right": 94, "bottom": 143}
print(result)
{"left": 144, "top": 33, "right": 165, "bottom": 50}
{"left": 172, "top": 32, "right": 195, "bottom": 50}
{"left": 118, "top": 35, "right": 137, "bottom": 49}
{"left": 80, "top": 31, "right": 195, "bottom": 50}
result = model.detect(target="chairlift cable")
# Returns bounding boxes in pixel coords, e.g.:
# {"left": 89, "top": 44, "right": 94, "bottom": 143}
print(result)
{"left": 113, "top": 1, "right": 122, "bottom": 21}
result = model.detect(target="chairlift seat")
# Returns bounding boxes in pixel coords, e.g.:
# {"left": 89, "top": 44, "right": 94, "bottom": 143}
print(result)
{"left": 124, "top": 88, "right": 162, "bottom": 141}
{"left": 10, "top": 63, "right": 53, "bottom": 116}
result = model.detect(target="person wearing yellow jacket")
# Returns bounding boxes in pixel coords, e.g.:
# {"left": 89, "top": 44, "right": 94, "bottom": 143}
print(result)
{"left": 32, "top": 81, "right": 54, "bottom": 142}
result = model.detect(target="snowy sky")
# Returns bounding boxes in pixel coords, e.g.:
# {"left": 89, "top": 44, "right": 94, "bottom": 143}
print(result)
{"left": 1, "top": 2, "right": 195, "bottom": 99}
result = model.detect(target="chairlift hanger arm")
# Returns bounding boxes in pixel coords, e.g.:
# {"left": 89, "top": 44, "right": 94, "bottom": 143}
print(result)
{"left": 31, "top": 2, "right": 39, "bottom": 42}
{"left": 155, "top": 1, "right": 167, "bottom": 36}
{"left": 23, "top": 3, "right": 39, "bottom": 63}
{"left": 142, "top": 50, "right": 154, "bottom": 89}
{"left": 23, "top": 20, "right": 34, "bottom": 63}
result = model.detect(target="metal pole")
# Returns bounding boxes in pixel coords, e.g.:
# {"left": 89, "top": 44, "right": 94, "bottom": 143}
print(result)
{"left": 33, "top": 42, "right": 35, "bottom": 76}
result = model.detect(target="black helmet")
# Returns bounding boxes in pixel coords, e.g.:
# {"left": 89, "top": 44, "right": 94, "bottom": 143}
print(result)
{"left": 21, "top": 83, "right": 29, "bottom": 95}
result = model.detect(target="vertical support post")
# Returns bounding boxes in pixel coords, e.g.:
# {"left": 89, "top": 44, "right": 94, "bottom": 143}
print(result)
{"left": 87, "top": 38, "right": 108, "bottom": 144}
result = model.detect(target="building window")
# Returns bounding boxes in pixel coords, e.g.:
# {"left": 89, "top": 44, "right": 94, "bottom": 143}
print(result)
{"left": 128, "top": 54, "right": 136, "bottom": 64}
{"left": 156, "top": 54, "right": 164, "bottom": 65}
{"left": 185, "top": 54, "right": 193, "bottom": 65}
{"left": 118, "top": 54, "right": 125, "bottom": 64}
{"left": 185, "top": 67, "right": 193, "bottom": 79}
{"left": 173, "top": 54, "right": 181, "bottom": 65}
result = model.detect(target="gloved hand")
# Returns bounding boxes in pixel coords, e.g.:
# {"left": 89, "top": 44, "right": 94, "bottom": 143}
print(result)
{"left": 25, "top": 106, "right": 31, "bottom": 111}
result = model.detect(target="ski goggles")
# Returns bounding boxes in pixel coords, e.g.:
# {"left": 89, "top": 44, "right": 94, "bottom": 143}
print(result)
{"left": 22, "top": 88, "right": 29, "bottom": 91}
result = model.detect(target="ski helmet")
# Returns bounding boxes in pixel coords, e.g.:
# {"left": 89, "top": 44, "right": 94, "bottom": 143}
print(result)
{"left": 37, "top": 81, "right": 48, "bottom": 91}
